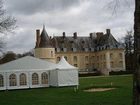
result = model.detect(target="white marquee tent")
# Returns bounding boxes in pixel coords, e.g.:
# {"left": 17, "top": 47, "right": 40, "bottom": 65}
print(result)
{"left": 50, "top": 56, "right": 79, "bottom": 87}
{"left": 0, "top": 56, "right": 79, "bottom": 90}
{"left": 0, "top": 56, "right": 56, "bottom": 90}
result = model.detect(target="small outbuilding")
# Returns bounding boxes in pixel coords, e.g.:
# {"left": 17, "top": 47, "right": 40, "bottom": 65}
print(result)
{"left": 50, "top": 56, "right": 79, "bottom": 87}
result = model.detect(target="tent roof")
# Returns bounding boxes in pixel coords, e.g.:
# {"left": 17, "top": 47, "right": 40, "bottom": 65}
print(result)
{"left": 0, "top": 56, "right": 56, "bottom": 72}
{"left": 56, "top": 56, "right": 77, "bottom": 70}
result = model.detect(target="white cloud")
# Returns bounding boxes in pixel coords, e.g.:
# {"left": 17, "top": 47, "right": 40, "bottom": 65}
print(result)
{"left": 2, "top": 0, "right": 134, "bottom": 53}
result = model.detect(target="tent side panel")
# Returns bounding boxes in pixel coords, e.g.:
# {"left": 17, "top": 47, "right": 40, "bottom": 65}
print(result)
{"left": 58, "top": 70, "right": 79, "bottom": 87}
{"left": 50, "top": 70, "right": 58, "bottom": 86}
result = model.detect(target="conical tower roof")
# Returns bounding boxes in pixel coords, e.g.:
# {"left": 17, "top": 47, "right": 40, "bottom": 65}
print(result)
{"left": 39, "top": 25, "right": 53, "bottom": 48}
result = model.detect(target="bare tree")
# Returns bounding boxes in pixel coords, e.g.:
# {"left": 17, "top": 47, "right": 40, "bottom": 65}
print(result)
{"left": 0, "top": 0, "right": 16, "bottom": 33}
{"left": 0, "top": 0, "right": 16, "bottom": 52}
{"left": 120, "top": 30, "right": 134, "bottom": 71}
{"left": 124, "top": 30, "right": 134, "bottom": 54}
{"left": 107, "top": 0, "right": 140, "bottom": 104}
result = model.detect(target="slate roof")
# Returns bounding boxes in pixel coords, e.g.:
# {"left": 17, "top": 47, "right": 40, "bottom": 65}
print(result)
{"left": 36, "top": 28, "right": 123, "bottom": 52}
{"left": 96, "top": 33, "right": 120, "bottom": 49}
{"left": 51, "top": 36, "right": 96, "bottom": 51}
{"left": 51, "top": 29, "right": 123, "bottom": 52}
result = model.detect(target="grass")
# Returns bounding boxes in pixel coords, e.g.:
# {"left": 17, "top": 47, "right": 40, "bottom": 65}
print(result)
{"left": 0, "top": 75, "right": 132, "bottom": 105}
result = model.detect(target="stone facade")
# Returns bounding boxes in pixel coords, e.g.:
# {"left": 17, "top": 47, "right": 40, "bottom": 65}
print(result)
{"left": 34, "top": 26, "right": 126, "bottom": 75}
{"left": 55, "top": 48, "right": 125, "bottom": 75}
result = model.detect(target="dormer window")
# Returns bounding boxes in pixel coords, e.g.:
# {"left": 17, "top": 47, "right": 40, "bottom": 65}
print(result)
{"left": 55, "top": 48, "right": 60, "bottom": 52}
{"left": 96, "top": 47, "right": 100, "bottom": 51}
{"left": 63, "top": 48, "right": 67, "bottom": 52}
{"left": 61, "top": 41, "right": 64, "bottom": 43}
{"left": 70, "top": 41, "right": 74, "bottom": 43}
{"left": 71, "top": 48, "right": 77, "bottom": 52}
{"left": 61, "top": 48, "right": 63, "bottom": 51}
{"left": 85, "top": 48, "right": 88, "bottom": 52}
{"left": 116, "top": 44, "right": 118, "bottom": 48}
{"left": 61, "top": 48, "right": 67, "bottom": 52}
{"left": 82, "top": 41, "right": 85, "bottom": 43}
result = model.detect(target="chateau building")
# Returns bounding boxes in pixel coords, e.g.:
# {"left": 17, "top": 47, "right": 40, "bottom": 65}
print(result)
{"left": 34, "top": 26, "right": 125, "bottom": 75}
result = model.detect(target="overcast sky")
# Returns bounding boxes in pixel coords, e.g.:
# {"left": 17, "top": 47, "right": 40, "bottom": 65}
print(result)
{"left": 2, "top": 0, "right": 134, "bottom": 54}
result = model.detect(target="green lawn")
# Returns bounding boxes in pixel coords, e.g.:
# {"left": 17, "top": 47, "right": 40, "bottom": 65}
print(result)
{"left": 0, "top": 75, "right": 132, "bottom": 105}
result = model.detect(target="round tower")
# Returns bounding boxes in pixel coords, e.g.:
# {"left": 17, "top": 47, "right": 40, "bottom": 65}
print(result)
{"left": 34, "top": 25, "right": 56, "bottom": 63}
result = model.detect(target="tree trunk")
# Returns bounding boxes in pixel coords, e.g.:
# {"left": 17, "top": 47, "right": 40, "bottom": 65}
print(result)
{"left": 134, "top": 0, "right": 140, "bottom": 105}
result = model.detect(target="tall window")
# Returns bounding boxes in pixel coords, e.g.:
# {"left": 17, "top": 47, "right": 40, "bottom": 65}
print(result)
{"left": 92, "top": 63, "right": 95, "bottom": 68}
{"left": 32, "top": 73, "right": 39, "bottom": 85}
{"left": 97, "top": 63, "right": 99, "bottom": 68}
{"left": 100, "top": 55, "right": 102, "bottom": 60}
{"left": 85, "top": 56, "right": 88, "bottom": 62}
{"left": 119, "top": 53, "right": 123, "bottom": 59}
{"left": 92, "top": 56, "right": 95, "bottom": 61}
{"left": 51, "top": 51, "right": 53, "bottom": 57}
{"left": 110, "top": 53, "right": 113, "bottom": 60}
{"left": 20, "top": 73, "right": 27, "bottom": 86}
{"left": 74, "top": 56, "right": 77, "bottom": 62}
{"left": 103, "top": 54, "right": 106, "bottom": 60}
{"left": 9, "top": 74, "right": 17, "bottom": 86}
{"left": 103, "top": 62, "right": 106, "bottom": 68}
{"left": 0, "top": 74, "right": 4, "bottom": 87}
{"left": 86, "top": 64, "right": 89, "bottom": 69}
{"left": 119, "top": 61, "right": 123, "bottom": 67}
{"left": 111, "top": 62, "right": 114, "bottom": 68}
{"left": 74, "top": 64, "right": 78, "bottom": 67}
{"left": 41, "top": 72, "right": 48, "bottom": 84}
{"left": 97, "top": 56, "right": 99, "bottom": 61}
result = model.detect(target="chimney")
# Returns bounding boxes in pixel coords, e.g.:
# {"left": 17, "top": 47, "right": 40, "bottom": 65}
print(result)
{"left": 96, "top": 32, "right": 103, "bottom": 39}
{"left": 90, "top": 33, "right": 93, "bottom": 39}
{"left": 62, "top": 32, "right": 66, "bottom": 39}
{"left": 73, "top": 32, "right": 77, "bottom": 39}
{"left": 36, "top": 29, "right": 40, "bottom": 47}
{"left": 106, "top": 29, "right": 111, "bottom": 35}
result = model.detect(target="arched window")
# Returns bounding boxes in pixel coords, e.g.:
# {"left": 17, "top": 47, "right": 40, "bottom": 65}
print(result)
{"left": 41, "top": 72, "right": 48, "bottom": 84}
{"left": 0, "top": 74, "right": 4, "bottom": 87}
{"left": 20, "top": 73, "right": 27, "bottom": 86}
{"left": 32, "top": 73, "right": 39, "bottom": 85}
{"left": 9, "top": 74, "right": 17, "bottom": 86}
